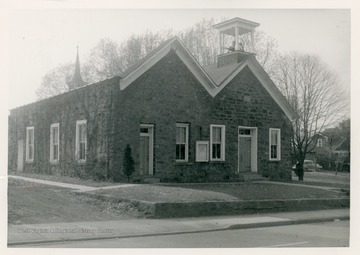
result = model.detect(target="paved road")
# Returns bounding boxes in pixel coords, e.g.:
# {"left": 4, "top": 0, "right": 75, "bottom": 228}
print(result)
{"left": 21, "top": 221, "right": 349, "bottom": 248}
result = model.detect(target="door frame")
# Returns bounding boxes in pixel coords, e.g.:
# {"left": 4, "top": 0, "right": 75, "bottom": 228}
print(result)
{"left": 238, "top": 126, "right": 257, "bottom": 173}
{"left": 140, "top": 124, "right": 154, "bottom": 175}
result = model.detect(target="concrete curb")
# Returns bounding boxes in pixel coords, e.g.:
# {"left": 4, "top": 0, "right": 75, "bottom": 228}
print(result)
{"left": 153, "top": 198, "right": 350, "bottom": 218}
{"left": 75, "top": 192, "right": 350, "bottom": 218}
{"left": 8, "top": 215, "right": 350, "bottom": 247}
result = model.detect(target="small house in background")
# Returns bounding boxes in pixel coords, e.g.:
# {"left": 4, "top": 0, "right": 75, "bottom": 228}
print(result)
{"left": 8, "top": 17, "right": 298, "bottom": 182}
{"left": 307, "top": 119, "right": 350, "bottom": 172}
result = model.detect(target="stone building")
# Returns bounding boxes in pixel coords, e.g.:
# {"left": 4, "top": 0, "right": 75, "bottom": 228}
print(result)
{"left": 8, "top": 18, "right": 298, "bottom": 182}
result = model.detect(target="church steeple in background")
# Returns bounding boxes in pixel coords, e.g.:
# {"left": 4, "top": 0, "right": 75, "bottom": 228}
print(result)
{"left": 68, "top": 46, "right": 86, "bottom": 90}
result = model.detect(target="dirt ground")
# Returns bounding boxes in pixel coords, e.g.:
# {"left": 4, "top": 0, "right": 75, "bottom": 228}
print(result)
{"left": 8, "top": 178, "right": 144, "bottom": 225}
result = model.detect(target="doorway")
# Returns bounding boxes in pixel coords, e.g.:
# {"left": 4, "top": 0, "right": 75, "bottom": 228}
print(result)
{"left": 139, "top": 124, "right": 154, "bottom": 175}
{"left": 238, "top": 126, "right": 257, "bottom": 173}
{"left": 17, "top": 140, "right": 24, "bottom": 172}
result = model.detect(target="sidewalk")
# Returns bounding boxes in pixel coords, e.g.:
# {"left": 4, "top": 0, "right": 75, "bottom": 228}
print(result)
{"left": 8, "top": 209, "right": 349, "bottom": 246}
{"left": 8, "top": 175, "right": 138, "bottom": 192}
{"left": 9, "top": 174, "right": 347, "bottom": 193}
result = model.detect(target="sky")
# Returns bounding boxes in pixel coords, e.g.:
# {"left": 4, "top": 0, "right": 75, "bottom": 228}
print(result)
{"left": 5, "top": 7, "right": 351, "bottom": 109}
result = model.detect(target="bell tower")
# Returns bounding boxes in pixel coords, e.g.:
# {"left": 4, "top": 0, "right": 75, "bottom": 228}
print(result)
{"left": 212, "top": 17, "right": 260, "bottom": 67}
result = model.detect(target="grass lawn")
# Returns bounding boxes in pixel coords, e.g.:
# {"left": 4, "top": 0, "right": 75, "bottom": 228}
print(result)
{"left": 8, "top": 178, "right": 144, "bottom": 225}
{"left": 91, "top": 182, "right": 347, "bottom": 203}
{"left": 289, "top": 180, "right": 350, "bottom": 189}
{"left": 291, "top": 171, "right": 350, "bottom": 189}
{"left": 8, "top": 171, "right": 349, "bottom": 225}
{"left": 92, "top": 185, "right": 239, "bottom": 202}
{"left": 9, "top": 171, "right": 118, "bottom": 188}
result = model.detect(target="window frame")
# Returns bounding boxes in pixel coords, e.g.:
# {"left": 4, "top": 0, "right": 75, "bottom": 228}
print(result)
{"left": 269, "top": 128, "right": 281, "bottom": 161}
{"left": 175, "top": 123, "right": 189, "bottom": 162}
{"left": 317, "top": 139, "right": 323, "bottom": 147}
{"left": 210, "top": 124, "right": 226, "bottom": 161}
{"left": 50, "top": 123, "right": 60, "bottom": 163}
{"left": 76, "top": 120, "right": 87, "bottom": 163}
{"left": 25, "top": 126, "right": 34, "bottom": 163}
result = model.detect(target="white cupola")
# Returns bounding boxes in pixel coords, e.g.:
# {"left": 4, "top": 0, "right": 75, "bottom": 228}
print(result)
{"left": 212, "top": 17, "right": 260, "bottom": 54}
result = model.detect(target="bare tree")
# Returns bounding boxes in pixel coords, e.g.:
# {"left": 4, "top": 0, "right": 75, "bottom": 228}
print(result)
{"left": 239, "top": 30, "right": 280, "bottom": 77}
{"left": 36, "top": 61, "right": 94, "bottom": 100}
{"left": 36, "top": 18, "right": 280, "bottom": 99}
{"left": 179, "top": 18, "right": 220, "bottom": 66}
{"left": 121, "top": 29, "right": 174, "bottom": 68}
{"left": 35, "top": 63, "right": 74, "bottom": 100}
{"left": 273, "top": 52, "right": 349, "bottom": 180}
{"left": 85, "top": 38, "right": 124, "bottom": 82}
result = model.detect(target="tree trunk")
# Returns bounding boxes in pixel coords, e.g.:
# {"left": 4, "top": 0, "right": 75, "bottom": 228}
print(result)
{"left": 295, "top": 157, "right": 305, "bottom": 181}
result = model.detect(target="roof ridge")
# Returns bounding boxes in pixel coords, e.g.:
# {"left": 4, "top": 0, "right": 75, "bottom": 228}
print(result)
{"left": 10, "top": 76, "right": 121, "bottom": 111}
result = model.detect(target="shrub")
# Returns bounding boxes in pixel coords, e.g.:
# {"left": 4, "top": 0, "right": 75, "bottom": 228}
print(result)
{"left": 122, "top": 144, "right": 135, "bottom": 182}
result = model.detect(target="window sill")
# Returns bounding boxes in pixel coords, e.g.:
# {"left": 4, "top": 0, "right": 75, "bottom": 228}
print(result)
{"left": 173, "top": 161, "right": 193, "bottom": 166}
{"left": 77, "top": 160, "right": 87, "bottom": 164}
{"left": 209, "top": 160, "right": 226, "bottom": 163}
{"left": 25, "top": 160, "right": 34, "bottom": 164}
{"left": 269, "top": 159, "right": 281, "bottom": 162}
{"left": 50, "top": 161, "right": 59, "bottom": 165}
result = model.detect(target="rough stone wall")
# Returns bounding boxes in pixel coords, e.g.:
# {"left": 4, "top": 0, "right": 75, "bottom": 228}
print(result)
{"left": 8, "top": 77, "right": 120, "bottom": 180}
{"left": 114, "top": 50, "right": 292, "bottom": 182}
{"left": 208, "top": 64, "right": 293, "bottom": 180}
{"left": 8, "top": 49, "right": 293, "bottom": 182}
{"left": 113, "top": 50, "right": 212, "bottom": 181}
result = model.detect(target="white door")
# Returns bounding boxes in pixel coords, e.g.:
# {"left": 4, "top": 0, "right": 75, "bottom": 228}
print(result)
{"left": 17, "top": 140, "right": 24, "bottom": 172}
{"left": 140, "top": 125, "right": 154, "bottom": 175}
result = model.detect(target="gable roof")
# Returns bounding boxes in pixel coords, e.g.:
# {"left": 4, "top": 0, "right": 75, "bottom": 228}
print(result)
{"left": 202, "top": 62, "right": 245, "bottom": 85}
{"left": 119, "top": 37, "right": 298, "bottom": 121}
